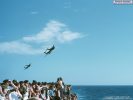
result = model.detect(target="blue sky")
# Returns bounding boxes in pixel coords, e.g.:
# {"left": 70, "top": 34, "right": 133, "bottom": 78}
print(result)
{"left": 0, "top": 0, "right": 133, "bottom": 85}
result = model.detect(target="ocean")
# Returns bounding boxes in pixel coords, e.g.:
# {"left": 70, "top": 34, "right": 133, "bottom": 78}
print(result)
{"left": 72, "top": 86, "right": 133, "bottom": 100}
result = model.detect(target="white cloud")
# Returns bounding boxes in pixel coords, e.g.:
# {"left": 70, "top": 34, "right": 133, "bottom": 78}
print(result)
{"left": 0, "top": 41, "right": 42, "bottom": 55}
{"left": 64, "top": 1, "right": 72, "bottom": 9}
{"left": 23, "top": 20, "right": 66, "bottom": 43}
{"left": 57, "top": 31, "right": 82, "bottom": 43}
{"left": 0, "top": 20, "right": 84, "bottom": 55}
{"left": 23, "top": 20, "right": 83, "bottom": 43}
{"left": 31, "top": 11, "right": 38, "bottom": 15}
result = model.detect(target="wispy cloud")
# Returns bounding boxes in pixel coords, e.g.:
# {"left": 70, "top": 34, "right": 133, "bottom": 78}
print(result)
{"left": 0, "top": 41, "right": 42, "bottom": 55}
{"left": 0, "top": 20, "right": 84, "bottom": 55}
{"left": 64, "top": 1, "right": 72, "bottom": 9}
{"left": 30, "top": 11, "right": 38, "bottom": 15}
{"left": 23, "top": 20, "right": 83, "bottom": 43}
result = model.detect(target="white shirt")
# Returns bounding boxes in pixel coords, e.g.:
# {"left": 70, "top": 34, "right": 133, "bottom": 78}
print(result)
{"left": 0, "top": 95, "right": 5, "bottom": 100}
{"left": 9, "top": 91, "right": 22, "bottom": 100}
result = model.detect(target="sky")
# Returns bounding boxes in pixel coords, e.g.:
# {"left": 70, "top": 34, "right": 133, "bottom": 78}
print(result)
{"left": 0, "top": 0, "right": 133, "bottom": 85}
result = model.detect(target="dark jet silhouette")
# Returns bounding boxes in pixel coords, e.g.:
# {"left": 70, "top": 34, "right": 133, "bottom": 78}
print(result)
{"left": 24, "top": 64, "right": 31, "bottom": 70}
{"left": 44, "top": 45, "right": 55, "bottom": 55}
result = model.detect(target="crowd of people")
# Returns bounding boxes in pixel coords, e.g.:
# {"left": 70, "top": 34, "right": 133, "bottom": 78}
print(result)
{"left": 0, "top": 77, "right": 77, "bottom": 100}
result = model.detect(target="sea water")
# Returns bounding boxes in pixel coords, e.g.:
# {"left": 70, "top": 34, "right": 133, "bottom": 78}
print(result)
{"left": 72, "top": 86, "right": 133, "bottom": 100}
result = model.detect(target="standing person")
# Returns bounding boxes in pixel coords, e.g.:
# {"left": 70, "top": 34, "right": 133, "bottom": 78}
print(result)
{"left": 2, "top": 79, "right": 10, "bottom": 96}
{"left": 8, "top": 81, "right": 22, "bottom": 100}
{"left": 0, "top": 83, "right": 5, "bottom": 100}
{"left": 39, "top": 88, "right": 47, "bottom": 100}
{"left": 8, "top": 88, "right": 22, "bottom": 100}
{"left": 19, "top": 81, "right": 27, "bottom": 99}
{"left": 53, "top": 84, "right": 61, "bottom": 100}
{"left": 23, "top": 80, "right": 30, "bottom": 100}
{"left": 67, "top": 85, "right": 71, "bottom": 100}
{"left": 57, "top": 77, "right": 65, "bottom": 100}
{"left": 48, "top": 84, "right": 55, "bottom": 100}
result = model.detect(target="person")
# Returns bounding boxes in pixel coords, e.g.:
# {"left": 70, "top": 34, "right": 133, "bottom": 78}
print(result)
{"left": 23, "top": 80, "right": 30, "bottom": 100}
{"left": 2, "top": 79, "right": 10, "bottom": 95}
{"left": 0, "top": 83, "right": 5, "bottom": 100}
{"left": 68, "top": 85, "right": 72, "bottom": 100}
{"left": 72, "top": 93, "right": 78, "bottom": 100}
{"left": 8, "top": 88, "right": 22, "bottom": 100}
{"left": 19, "top": 81, "right": 27, "bottom": 99}
{"left": 0, "top": 78, "right": 77, "bottom": 100}
{"left": 48, "top": 84, "right": 55, "bottom": 100}
{"left": 7, "top": 81, "right": 22, "bottom": 100}
{"left": 57, "top": 77, "right": 64, "bottom": 100}
{"left": 39, "top": 87, "right": 47, "bottom": 100}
